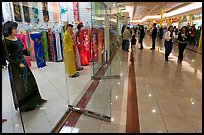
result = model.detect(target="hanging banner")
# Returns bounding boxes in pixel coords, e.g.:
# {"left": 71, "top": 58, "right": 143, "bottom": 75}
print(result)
{"left": 42, "top": 2, "right": 49, "bottom": 22}
{"left": 32, "top": 2, "right": 39, "bottom": 24}
{"left": 22, "top": 2, "right": 30, "bottom": 23}
{"left": 52, "top": 2, "right": 59, "bottom": 23}
{"left": 13, "top": 2, "right": 22, "bottom": 22}
{"left": 59, "top": 2, "right": 68, "bottom": 22}
{"left": 73, "top": 2, "right": 79, "bottom": 23}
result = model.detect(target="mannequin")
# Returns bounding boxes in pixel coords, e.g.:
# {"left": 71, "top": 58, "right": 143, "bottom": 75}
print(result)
{"left": 63, "top": 23, "right": 79, "bottom": 78}
{"left": 15, "top": 30, "right": 32, "bottom": 67}
{"left": 76, "top": 22, "right": 89, "bottom": 66}
{"left": 2, "top": 21, "right": 47, "bottom": 112}
{"left": 30, "top": 28, "right": 46, "bottom": 68}
{"left": 71, "top": 25, "right": 83, "bottom": 71}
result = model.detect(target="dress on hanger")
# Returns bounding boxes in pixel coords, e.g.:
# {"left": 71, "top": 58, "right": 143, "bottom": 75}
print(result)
{"left": 41, "top": 31, "right": 49, "bottom": 61}
{"left": 15, "top": 33, "right": 31, "bottom": 67}
{"left": 30, "top": 32, "right": 46, "bottom": 68}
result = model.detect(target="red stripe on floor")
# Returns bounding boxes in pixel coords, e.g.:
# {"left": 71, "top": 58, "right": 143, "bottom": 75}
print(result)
{"left": 126, "top": 49, "right": 140, "bottom": 133}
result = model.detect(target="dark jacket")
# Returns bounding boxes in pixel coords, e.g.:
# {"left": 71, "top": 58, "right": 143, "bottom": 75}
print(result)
{"left": 178, "top": 31, "right": 189, "bottom": 44}
{"left": 131, "top": 38, "right": 136, "bottom": 45}
{"left": 139, "top": 29, "right": 145, "bottom": 40}
{"left": 151, "top": 27, "right": 157, "bottom": 39}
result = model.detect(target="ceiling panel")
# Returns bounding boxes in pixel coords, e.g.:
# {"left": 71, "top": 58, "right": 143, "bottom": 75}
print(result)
{"left": 121, "top": 2, "right": 194, "bottom": 20}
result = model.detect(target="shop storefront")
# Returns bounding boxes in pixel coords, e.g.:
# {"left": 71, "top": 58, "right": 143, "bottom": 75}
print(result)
{"left": 2, "top": 2, "right": 121, "bottom": 133}
{"left": 192, "top": 13, "right": 202, "bottom": 29}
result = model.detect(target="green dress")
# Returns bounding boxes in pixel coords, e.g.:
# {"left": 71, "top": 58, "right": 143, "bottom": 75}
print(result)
{"left": 3, "top": 38, "right": 47, "bottom": 112}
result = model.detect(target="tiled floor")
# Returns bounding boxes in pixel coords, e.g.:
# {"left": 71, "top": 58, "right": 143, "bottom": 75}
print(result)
{"left": 2, "top": 35, "right": 202, "bottom": 133}
{"left": 2, "top": 61, "right": 92, "bottom": 133}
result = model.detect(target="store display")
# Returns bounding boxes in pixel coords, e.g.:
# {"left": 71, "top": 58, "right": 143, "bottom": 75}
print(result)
{"left": 13, "top": 2, "right": 22, "bottom": 22}
{"left": 42, "top": 2, "right": 49, "bottom": 22}
{"left": 22, "top": 2, "right": 30, "bottom": 23}
{"left": 30, "top": 32, "right": 46, "bottom": 68}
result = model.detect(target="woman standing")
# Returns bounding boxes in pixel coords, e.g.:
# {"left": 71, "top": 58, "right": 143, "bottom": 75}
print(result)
{"left": 177, "top": 26, "right": 189, "bottom": 62}
{"left": 2, "top": 21, "right": 47, "bottom": 112}
{"left": 164, "top": 25, "right": 174, "bottom": 61}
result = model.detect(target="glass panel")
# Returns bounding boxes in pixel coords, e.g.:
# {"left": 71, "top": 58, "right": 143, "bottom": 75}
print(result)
{"left": 2, "top": 2, "right": 69, "bottom": 133}
{"left": 91, "top": 2, "right": 106, "bottom": 77}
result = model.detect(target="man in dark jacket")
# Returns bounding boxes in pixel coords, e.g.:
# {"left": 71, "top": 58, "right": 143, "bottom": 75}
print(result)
{"left": 150, "top": 23, "right": 157, "bottom": 50}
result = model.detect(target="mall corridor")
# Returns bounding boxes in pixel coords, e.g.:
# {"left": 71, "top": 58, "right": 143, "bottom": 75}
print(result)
{"left": 2, "top": 2, "right": 202, "bottom": 133}
{"left": 59, "top": 36, "right": 202, "bottom": 133}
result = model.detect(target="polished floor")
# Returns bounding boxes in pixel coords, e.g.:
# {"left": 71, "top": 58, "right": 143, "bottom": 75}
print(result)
{"left": 2, "top": 35, "right": 202, "bottom": 133}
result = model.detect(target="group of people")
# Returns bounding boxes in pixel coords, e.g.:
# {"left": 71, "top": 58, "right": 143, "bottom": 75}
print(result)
{"left": 163, "top": 24, "right": 201, "bottom": 62}
{"left": 121, "top": 22, "right": 201, "bottom": 63}
{"left": 121, "top": 25, "right": 145, "bottom": 51}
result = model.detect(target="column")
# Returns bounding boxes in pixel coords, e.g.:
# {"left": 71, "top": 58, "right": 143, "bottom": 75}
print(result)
{"left": 160, "top": 8, "right": 164, "bottom": 28}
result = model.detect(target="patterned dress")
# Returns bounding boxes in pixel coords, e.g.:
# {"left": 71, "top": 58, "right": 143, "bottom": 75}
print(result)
{"left": 76, "top": 29, "right": 89, "bottom": 66}
{"left": 2, "top": 38, "right": 46, "bottom": 112}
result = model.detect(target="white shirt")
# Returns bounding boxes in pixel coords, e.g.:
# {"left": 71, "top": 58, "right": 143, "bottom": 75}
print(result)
{"left": 165, "top": 31, "right": 176, "bottom": 41}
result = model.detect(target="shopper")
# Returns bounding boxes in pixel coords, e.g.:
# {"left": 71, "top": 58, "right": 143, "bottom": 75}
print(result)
{"left": 139, "top": 25, "right": 145, "bottom": 49}
{"left": 131, "top": 35, "right": 136, "bottom": 48}
{"left": 121, "top": 25, "right": 126, "bottom": 38}
{"left": 177, "top": 26, "right": 189, "bottom": 62}
{"left": 188, "top": 25, "right": 196, "bottom": 46}
{"left": 63, "top": 23, "right": 79, "bottom": 78}
{"left": 164, "top": 25, "right": 174, "bottom": 61}
{"left": 158, "top": 27, "right": 163, "bottom": 39}
{"left": 150, "top": 23, "right": 157, "bottom": 50}
{"left": 122, "top": 26, "right": 131, "bottom": 52}
{"left": 2, "top": 21, "right": 47, "bottom": 112}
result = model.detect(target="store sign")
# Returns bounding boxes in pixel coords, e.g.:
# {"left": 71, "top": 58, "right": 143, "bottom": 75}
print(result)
{"left": 172, "top": 18, "right": 179, "bottom": 23}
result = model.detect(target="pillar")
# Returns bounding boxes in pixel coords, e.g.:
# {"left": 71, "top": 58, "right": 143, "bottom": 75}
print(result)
{"left": 160, "top": 8, "right": 164, "bottom": 28}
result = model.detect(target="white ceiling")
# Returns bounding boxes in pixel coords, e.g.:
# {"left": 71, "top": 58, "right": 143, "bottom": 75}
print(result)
{"left": 120, "top": 2, "right": 193, "bottom": 20}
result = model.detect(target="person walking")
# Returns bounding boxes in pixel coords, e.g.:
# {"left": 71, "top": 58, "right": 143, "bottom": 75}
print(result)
{"left": 164, "top": 25, "right": 175, "bottom": 61}
{"left": 177, "top": 26, "right": 189, "bottom": 63}
{"left": 122, "top": 27, "right": 131, "bottom": 52}
{"left": 150, "top": 23, "right": 157, "bottom": 50}
{"left": 139, "top": 25, "right": 145, "bottom": 49}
